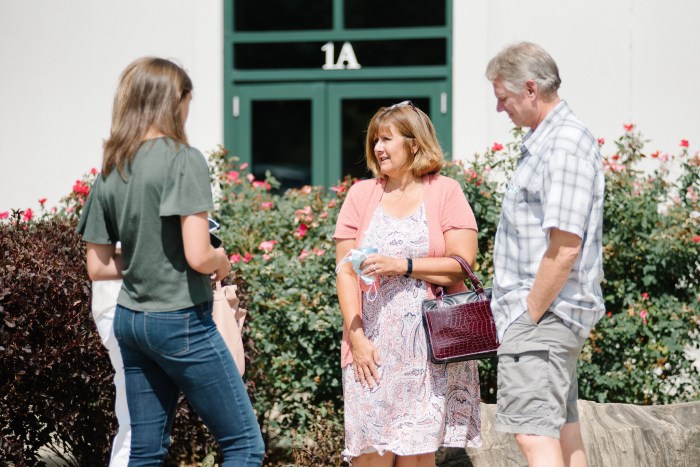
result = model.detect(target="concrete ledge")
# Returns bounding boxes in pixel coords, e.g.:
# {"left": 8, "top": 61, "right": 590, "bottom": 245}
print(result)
{"left": 437, "top": 400, "right": 700, "bottom": 467}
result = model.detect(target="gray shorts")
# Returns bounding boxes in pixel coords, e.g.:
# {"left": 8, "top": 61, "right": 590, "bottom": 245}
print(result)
{"left": 495, "top": 311, "right": 586, "bottom": 438}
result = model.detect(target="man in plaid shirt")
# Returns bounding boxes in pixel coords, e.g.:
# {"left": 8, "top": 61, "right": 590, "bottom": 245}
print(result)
{"left": 486, "top": 42, "right": 605, "bottom": 467}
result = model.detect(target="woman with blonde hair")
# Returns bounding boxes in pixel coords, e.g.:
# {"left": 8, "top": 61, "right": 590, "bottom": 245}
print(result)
{"left": 77, "top": 57, "right": 264, "bottom": 466}
{"left": 334, "top": 101, "right": 482, "bottom": 466}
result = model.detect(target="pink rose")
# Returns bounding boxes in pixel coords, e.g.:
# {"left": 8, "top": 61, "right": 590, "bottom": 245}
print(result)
{"left": 296, "top": 223, "right": 308, "bottom": 238}
{"left": 259, "top": 240, "right": 277, "bottom": 252}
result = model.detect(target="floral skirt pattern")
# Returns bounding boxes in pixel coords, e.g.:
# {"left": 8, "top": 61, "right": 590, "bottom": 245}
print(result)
{"left": 342, "top": 205, "right": 481, "bottom": 461}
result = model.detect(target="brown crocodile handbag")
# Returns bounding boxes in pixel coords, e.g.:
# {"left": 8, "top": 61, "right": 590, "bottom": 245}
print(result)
{"left": 421, "top": 255, "right": 499, "bottom": 363}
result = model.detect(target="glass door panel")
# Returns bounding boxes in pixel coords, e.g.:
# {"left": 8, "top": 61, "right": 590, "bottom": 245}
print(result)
{"left": 251, "top": 100, "right": 311, "bottom": 191}
{"left": 234, "top": 0, "right": 332, "bottom": 31}
{"left": 230, "top": 83, "right": 325, "bottom": 190}
{"left": 328, "top": 81, "right": 450, "bottom": 184}
{"left": 344, "top": 0, "right": 446, "bottom": 28}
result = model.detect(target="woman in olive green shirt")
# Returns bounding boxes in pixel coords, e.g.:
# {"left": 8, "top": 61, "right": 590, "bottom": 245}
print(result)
{"left": 78, "top": 57, "right": 264, "bottom": 466}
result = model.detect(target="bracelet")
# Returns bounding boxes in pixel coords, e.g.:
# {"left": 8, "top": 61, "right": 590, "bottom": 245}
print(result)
{"left": 404, "top": 258, "right": 413, "bottom": 277}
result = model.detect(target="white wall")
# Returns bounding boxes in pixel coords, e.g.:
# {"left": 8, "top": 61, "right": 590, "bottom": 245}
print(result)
{"left": 453, "top": 0, "right": 700, "bottom": 164}
{"left": 0, "top": 0, "right": 223, "bottom": 213}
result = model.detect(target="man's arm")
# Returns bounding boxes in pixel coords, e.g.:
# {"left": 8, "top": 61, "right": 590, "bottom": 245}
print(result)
{"left": 526, "top": 228, "right": 582, "bottom": 323}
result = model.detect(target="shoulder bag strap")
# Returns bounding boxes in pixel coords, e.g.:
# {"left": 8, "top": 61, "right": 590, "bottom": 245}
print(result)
{"left": 448, "top": 255, "right": 485, "bottom": 295}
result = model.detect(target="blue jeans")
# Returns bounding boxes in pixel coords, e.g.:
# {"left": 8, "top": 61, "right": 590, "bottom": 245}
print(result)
{"left": 114, "top": 301, "right": 265, "bottom": 466}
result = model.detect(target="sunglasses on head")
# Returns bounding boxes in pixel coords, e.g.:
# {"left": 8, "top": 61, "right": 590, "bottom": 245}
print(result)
{"left": 389, "top": 100, "right": 421, "bottom": 116}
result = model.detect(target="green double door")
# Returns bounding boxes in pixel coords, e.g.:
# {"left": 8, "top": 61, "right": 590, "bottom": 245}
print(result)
{"left": 228, "top": 81, "right": 450, "bottom": 190}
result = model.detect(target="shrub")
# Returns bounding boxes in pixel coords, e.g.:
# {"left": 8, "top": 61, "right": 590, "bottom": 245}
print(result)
{"left": 0, "top": 210, "right": 217, "bottom": 465}
{"left": 600, "top": 129, "right": 700, "bottom": 311}
{"left": 579, "top": 128, "right": 700, "bottom": 403}
{"left": 580, "top": 292, "right": 700, "bottom": 403}
{"left": 210, "top": 150, "right": 347, "bottom": 456}
{"left": 0, "top": 215, "right": 113, "bottom": 465}
{"left": 289, "top": 401, "right": 344, "bottom": 467}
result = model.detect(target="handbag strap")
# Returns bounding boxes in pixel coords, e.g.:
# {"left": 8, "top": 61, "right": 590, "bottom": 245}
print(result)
{"left": 448, "top": 255, "right": 486, "bottom": 295}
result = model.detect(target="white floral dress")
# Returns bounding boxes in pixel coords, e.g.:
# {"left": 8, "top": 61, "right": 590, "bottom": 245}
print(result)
{"left": 342, "top": 204, "right": 481, "bottom": 462}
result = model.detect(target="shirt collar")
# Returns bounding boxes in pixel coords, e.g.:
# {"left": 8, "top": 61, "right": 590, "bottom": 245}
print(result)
{"left": 521, "top": 100, "right": 571, "bottom": 155}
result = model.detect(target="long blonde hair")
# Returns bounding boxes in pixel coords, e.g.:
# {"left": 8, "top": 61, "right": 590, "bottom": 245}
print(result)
{"left": 103, "top": 57, "right": 193, "bottom": 178}
{"left": 364, "top": 101, "right": 444, "bottom": 178}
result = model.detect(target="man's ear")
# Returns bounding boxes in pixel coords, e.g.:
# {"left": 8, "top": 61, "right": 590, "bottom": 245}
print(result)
{"left": 525, "top": 80, "right": 537, "bottom": 98}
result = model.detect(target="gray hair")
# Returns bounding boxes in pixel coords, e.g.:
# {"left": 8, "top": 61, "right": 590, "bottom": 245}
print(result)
{"left": 485, "top": 42, "right": 561, "bottom": 96}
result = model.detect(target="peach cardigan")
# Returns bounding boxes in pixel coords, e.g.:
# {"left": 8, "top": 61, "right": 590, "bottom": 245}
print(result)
{"left": 333, "top": 173, "right": 478, "bottom": 367}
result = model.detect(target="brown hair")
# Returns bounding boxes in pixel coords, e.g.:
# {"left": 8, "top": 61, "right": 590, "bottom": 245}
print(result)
{"left": 364, "top": 101, "right": 444, "bottom": 178}
{"left": 102, "top": 57, "right": 193, "bottom": 178}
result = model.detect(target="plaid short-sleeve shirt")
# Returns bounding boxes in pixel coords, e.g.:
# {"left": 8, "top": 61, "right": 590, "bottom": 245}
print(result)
{"left": 491, "top": 101, "right": 605, "bottom": 341}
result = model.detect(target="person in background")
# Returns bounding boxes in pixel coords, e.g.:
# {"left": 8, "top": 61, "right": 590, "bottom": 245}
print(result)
{"left": 77, "top": 57, "right": 264, "bottom": 466}
{"left": 486, "top": 42, "right": 605, "bottom": 467}
{"left": 91, "top": 263, "right": 130, "bottom": 465}
{"left": 334, "top": 101, "right": 482, "bottom": 466}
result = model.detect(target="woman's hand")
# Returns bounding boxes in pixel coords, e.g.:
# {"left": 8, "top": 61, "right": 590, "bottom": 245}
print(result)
{"left": 349, "top": 331, "right": 382, "bottom": 388}
{"left": 363, "top": 229, "right": 478, "bottom": 287}
{"left": 181, "top": 212, "right": 231, "bottom": 278}
{"left": 361, "top": 253, "right": 407, "bottom": 278}
{"left": 210, "top": 247, "right": 232, "bottom": 282}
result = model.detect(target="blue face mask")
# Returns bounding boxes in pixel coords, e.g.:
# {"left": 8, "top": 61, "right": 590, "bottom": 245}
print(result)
{"left": 336, "top": 247, "right": 378, "bottom": 284}
{"left": 335, "top": 247, "right": 379, "bottom": 301}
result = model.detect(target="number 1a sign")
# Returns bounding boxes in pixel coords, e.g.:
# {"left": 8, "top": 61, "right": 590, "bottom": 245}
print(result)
{"left": 321, "top": 42, "right": 362, "bottom": 70}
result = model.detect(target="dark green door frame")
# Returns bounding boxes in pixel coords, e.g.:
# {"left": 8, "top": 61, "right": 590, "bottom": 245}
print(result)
{"left": 224, "top": 0, "right": 453, "bottom": 186}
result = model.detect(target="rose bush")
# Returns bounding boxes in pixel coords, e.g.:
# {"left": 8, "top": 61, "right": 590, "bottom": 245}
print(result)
{"left": 577, "top": 127, "right": 700, "bottom": 403}
{"left": 208, "top": 148, "right": 348, "bottom": 455}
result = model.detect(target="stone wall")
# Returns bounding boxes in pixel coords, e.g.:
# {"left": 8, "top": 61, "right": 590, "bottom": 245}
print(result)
{"left": 437, "top": 400, "right": 700, "bottom": 467}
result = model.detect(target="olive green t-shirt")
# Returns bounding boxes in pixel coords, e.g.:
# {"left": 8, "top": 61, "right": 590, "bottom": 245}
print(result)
{"left": 77, "top": 137, "right": 214, "bottom": 311}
